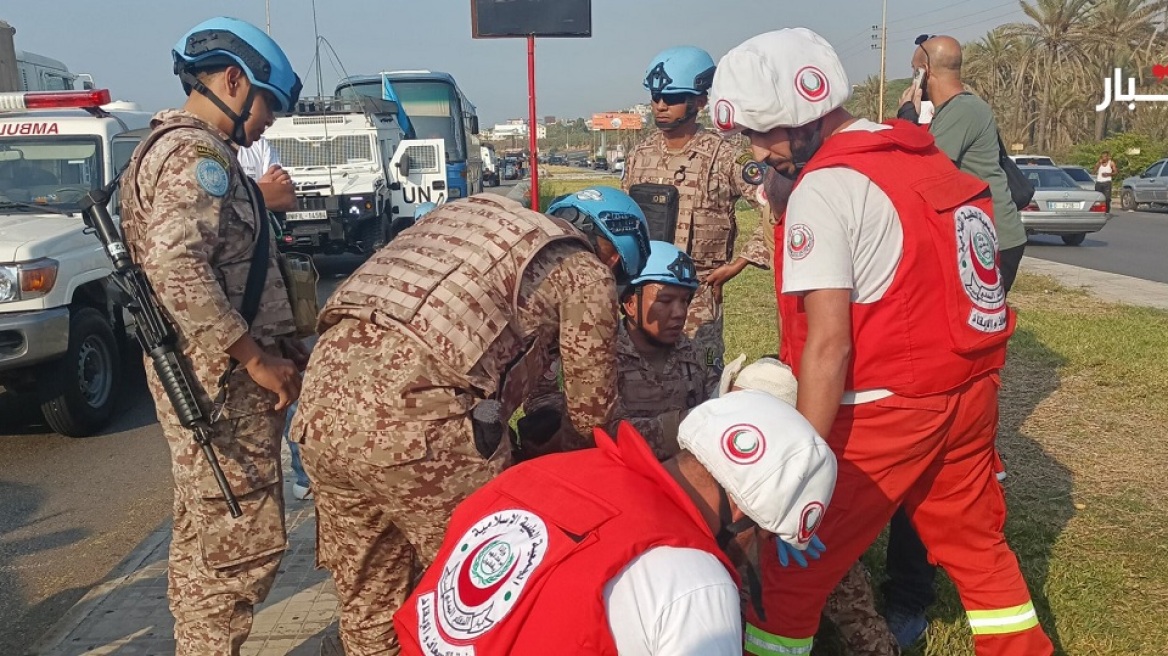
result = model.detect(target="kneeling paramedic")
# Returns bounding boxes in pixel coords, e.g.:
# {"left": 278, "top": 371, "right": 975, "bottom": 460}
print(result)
{"left": 394, "top": 390, "right": 837, "bottom": 656}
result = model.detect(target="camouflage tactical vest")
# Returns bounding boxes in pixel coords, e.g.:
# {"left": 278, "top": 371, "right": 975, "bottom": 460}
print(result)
{"left": 625, "top": 130, "right": 734, "bottom": 270}
{"left": 320, "top": 195, "right": 589, "bottom": 398}
{"left": 120, "top": 111, "right": 295, "bottom": 346}
{"left": 617, "top": 325, "right": 706, "bottom": 421}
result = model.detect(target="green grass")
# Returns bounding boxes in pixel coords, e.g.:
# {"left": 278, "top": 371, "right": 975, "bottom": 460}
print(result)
{"left": 542, "top": 180, "right": 1168, "bottom": 655}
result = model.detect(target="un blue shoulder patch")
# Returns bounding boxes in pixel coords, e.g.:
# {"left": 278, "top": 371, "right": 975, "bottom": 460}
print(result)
{"left": 195, "top": 158, "right": 229, "bottom": 197}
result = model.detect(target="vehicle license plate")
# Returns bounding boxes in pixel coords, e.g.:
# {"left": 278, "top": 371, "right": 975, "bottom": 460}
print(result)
{"left": 286, "top": 210, "right": 327, "bottom": 221}
{"left": 1048, "top": 201, "right": 1078, "bottom": 210}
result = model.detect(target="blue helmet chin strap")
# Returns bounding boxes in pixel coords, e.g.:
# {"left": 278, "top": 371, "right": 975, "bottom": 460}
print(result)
{"left": 179, "top": 66, "right": 256, "bottom": 146}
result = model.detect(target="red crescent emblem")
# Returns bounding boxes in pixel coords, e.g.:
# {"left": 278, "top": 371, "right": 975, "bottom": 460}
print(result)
{"left": 968, "top": 240, "right": 998, "bottom": 286}
{"left": 455, "top": 537, "right": 519, "bottom": 608}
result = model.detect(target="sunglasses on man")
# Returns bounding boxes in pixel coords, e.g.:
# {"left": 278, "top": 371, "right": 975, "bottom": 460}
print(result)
{"left": 650, "top": 92, "right": 690, "bottom": 106}
{"left": 914, "top": 33, "right": 936, "bottom": 46}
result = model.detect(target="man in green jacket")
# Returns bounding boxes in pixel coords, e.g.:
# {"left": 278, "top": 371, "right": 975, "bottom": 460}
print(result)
{"left": 889, "top": 33, "right": 1026, "bottom": 648}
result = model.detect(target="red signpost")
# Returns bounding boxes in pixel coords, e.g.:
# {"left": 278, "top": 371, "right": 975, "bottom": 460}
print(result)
{"left": 471, "top": 0, "right": 593, "bottom": 211}
{"left": 527, "top": 35, "right": 539, "bottom": 210}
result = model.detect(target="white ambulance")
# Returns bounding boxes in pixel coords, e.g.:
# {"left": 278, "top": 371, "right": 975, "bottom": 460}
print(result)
{"left": 0, "top": 89, "right": 152, "bottom": 436}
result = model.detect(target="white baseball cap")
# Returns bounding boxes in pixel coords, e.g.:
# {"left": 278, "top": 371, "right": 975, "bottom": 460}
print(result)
{"left": 709, "top": 28, "right": 851, "bottom": 134}
{"left": 678, "top": 389, "right": 836, "bottom": 547}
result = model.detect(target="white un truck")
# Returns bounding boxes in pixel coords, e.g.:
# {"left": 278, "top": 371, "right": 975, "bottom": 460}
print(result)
{"left": 264, "top": 95, "right": 447, "bottom": 256}
{"left": 0, "top": 89, "right": 152, "bottom": 436}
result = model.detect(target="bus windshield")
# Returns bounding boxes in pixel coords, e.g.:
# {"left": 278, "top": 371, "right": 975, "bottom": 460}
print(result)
{"left": 339, "top": 78, "right": 467, "bottom": 162}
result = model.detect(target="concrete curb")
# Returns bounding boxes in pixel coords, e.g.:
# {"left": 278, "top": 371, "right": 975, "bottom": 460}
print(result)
{"left": 1020, "top": 257, "right": 1168, "bottom": 311}
{"left": 29, "top": 521, "right": 172, "bottom": 655}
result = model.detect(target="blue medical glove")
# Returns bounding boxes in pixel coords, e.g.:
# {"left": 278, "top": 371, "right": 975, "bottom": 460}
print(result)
{"left": 776, "top": 535, "right": 826, "bottom": 568}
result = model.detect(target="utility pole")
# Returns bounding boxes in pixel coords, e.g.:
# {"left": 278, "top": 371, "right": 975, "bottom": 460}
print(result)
{"left": 265, "top": 0, "right": 272, "bottom": 34}
{"left": 872, "top": 0, "right": 888, "bottom": 121}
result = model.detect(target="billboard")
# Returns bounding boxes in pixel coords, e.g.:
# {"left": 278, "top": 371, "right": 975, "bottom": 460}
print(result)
{"left": 590, "top": 112, "right": 644, "bottom": 131}
{"left": 471, "top": 0, "right": 592, "bottom": 38}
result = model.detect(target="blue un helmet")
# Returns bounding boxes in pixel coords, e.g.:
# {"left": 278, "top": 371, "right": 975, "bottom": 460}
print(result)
{"left": 547, "top": 187, "right": 651, "bottom": 283}
{"left": 172, "top": 17, "right": 303, "bottom": 143}
{"left": 643, "top": 46, "right": 716, "bottom": 129}
{"left": 413, "top": 202, "right": 438, "bottom": 220}
{"left": 644, "top": 46, "right": 717, "bottom": 97}
{"left": 629, "top": 241, "right": 699, "bottom": 291}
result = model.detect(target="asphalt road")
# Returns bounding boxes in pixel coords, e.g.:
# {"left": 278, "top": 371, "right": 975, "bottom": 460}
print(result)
{"left": 0, "top": 352, "right": 171, "bottom": 655}
{"left": 1021, "top": 209, "right": 1168, "bottom": 283}
{"left": 0, "top": 258, "right": 364, "bottom": 655}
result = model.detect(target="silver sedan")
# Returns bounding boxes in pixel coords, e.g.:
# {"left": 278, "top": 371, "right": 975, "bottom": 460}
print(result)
{"left": 1019, "top": 166, "right": 1110, "bottom": 246}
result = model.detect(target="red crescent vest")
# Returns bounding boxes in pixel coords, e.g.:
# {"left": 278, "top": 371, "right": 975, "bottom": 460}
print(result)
{"left": 394, "top": 423, "right": 738, "bottom": 656}
{"left": 775, "top": 120, "right": 1015, "bottom": 397}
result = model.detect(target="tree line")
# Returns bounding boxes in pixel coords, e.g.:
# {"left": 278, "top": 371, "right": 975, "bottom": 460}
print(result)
{"left": 850, "top": 0, "right": 1168, "bottom": 177}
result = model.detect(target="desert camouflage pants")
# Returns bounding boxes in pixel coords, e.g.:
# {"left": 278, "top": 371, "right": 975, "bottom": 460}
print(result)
{"left": 824, "top": 561, "right": 900, "bottom": 655}
{"left": 686, "top": 282, "right": 725, "bottom": 374}
{"left": 295, "top": 403, "right": 505, "bottom": 656}
{"left": 148, "top": 366, "right": 287, "bottom": 656}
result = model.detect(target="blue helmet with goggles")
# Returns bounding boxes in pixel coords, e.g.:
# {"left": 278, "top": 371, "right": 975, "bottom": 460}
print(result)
{"left": 547, "top": 187, "right": 651, "bottom": 283}
{"left": 629, "top": 241, "right": 699, "bottom": 291}
{"left": 643, "top": 46, "right": 717, "bottom": 97}
{"left": 172, "top": 17, "right": 303, "bottom": 144}
{"left": 643, "top": 46, "right": 715, "bottom": 129}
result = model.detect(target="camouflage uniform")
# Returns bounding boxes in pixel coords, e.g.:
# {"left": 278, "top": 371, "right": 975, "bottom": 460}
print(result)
{"left": 614, "top": 321, "right": 716, "bottom": 460}
{"left": 291, "top": 195, "right": 620, "bottom": 656}
{"left": 622, "top": 129, "right": 770, "bottom": 371}
{"left": 825, "top": 562, "right": 901, "bottom": 656}
{"left": 120, "top": 110, "right": 297, "bottom": 655}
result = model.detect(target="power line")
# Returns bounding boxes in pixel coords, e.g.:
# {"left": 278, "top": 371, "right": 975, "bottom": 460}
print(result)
{"left": 887, "top": 1, "right": 1024, "bottom": 39}
{"left": 838, "top": 1, "right": 1027, "bottom": 66}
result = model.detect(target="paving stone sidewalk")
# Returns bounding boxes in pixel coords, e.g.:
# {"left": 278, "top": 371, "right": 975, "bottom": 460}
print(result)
{"left": 31, "top": 460, "right": 337, "bottom": 656}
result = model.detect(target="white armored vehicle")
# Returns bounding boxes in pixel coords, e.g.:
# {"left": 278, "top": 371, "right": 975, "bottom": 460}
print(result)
{"left": 264, "top": 95, "right": 447, "bottom": 255}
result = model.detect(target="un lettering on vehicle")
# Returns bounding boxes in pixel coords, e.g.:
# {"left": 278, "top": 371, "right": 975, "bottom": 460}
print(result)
{"left": 402, "top": 185, "right": 446, "bottom": 204}
{"left": 0, "top": 123, "right": 60, "bottom": 136}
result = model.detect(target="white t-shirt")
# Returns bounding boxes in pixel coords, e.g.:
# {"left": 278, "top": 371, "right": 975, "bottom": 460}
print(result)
{"left": 238, "top": 137, "right": 281, "bottom": 181}
{"left": 603, "top": 546, "right": 742, "bottom": 656}
{"left": 1095, "top": 160, "right": 1117, "bottom": 182}
{"left": 782, "top": 119, "right": 903, "bottom": 303}
{"left": 782, "top": 119, "right": 903, "bottom": 402}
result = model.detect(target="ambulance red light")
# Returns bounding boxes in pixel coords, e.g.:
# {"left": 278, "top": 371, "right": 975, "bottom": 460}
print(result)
{"left": 0, "top": 89, "right": 112, "bottom": 112}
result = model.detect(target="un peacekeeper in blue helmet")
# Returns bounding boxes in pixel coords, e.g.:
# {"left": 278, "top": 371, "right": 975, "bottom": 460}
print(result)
{"left": 624, "top": 241, "right": 699, "bottom": 347}
{"left": 643, "top": 45, "right": 717, "bottom": 129}
{"left": 172, "top": 16, "right": 304, "bottom": 145}
{"left": 547, "top": 186, "right": 652, "bottom": 285}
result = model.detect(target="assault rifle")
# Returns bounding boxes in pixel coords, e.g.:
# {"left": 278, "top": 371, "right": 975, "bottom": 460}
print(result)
{"left": 80, "top": 183, "right": 242, "bottom": 518}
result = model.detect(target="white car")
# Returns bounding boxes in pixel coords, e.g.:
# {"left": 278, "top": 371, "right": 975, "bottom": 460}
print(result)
{"left": 1009, "top": 154, "right": 1056, "bottom": 166}
{"left": 1018, "top": 165, "right": 1110, "bottom": 246}
{"left": 613, "top": 157, "right": 625, "bottom": 176}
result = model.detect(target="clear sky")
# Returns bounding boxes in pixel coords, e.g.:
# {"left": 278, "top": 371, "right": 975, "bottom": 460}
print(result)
{"left": 3, "top": 0, "right": 1027, "bottom": 125}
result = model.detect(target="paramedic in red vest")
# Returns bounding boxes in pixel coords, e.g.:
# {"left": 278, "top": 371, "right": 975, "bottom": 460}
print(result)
{"left": 393, "top": 390, "right": 837, "bottom": 656}
{"left": 709, "top": 28, "right": 1054, "bottom": 656}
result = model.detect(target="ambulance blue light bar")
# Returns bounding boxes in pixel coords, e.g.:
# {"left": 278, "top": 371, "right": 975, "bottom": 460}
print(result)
{"left": 0, "top": 89, "right": 112, "bottom": 112}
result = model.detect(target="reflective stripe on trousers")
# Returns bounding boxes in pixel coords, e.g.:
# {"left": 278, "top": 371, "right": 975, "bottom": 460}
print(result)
{"left": 967, "top": 601, "right": 1040, "bottom": 636}
{"left": 745, "top": 623, "right": 813, "bottom": 656}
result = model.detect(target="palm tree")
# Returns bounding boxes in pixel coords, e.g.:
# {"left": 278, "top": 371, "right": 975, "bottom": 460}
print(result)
{"left": 1005, "top": 0, "right": 1094, "bottom": 151}
{"left": 1081, "top": 0, "right": 1161, "bottom": 139}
